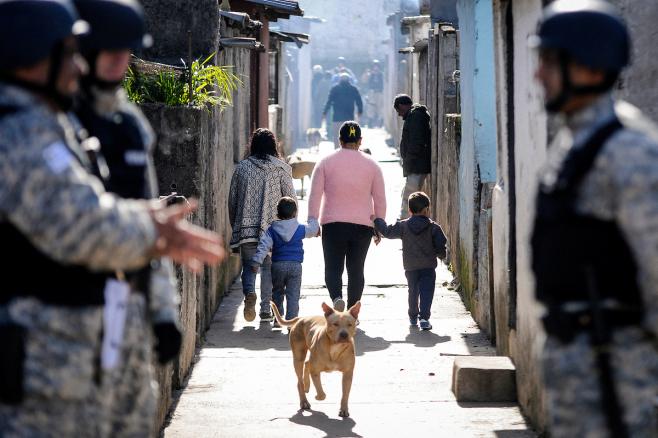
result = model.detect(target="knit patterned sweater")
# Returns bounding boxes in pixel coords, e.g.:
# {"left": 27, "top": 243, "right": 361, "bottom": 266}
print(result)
{"left": 228, "top": 155, "right": 296, "bottom": 248}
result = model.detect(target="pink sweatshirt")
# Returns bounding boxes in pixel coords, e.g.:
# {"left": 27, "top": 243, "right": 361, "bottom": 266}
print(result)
{"left": 308, "top": 148, "right": 386, "bottom": 227}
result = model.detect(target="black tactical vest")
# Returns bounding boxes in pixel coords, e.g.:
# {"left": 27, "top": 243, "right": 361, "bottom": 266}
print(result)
{"left": 75, "top": 99, "right": 150, "bottom": 200}
{"left": 531, "top": 118, "right": 644, "bottom": 337}
{"left": 75, "top": 98, "right": 152, "bottom": 292}
{"left": 0, "top": 105, "right": 108, "bottom": 306}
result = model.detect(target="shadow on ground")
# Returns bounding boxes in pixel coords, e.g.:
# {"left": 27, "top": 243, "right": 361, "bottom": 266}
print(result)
{"left": 398, "top": 326, "right": 451, "bottom": 347}
{"left": 288, "top": 409, "right": 362, "bottom": 438}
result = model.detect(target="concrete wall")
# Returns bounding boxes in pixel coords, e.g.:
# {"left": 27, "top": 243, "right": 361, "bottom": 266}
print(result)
{"left": 491, "top": 0, "right": 548, "bottom": 430}
{"left": 430, "top": 0, "right": 459, "bottom": 24}
{"left": 455, "top": 0, "right": 497, "bottom": 334}
{"left": 141, "top": 0, "right": 219, "bottom": 64}
{"left": 140, "top": 18, "right": 252, "bottom": 431}
{"left": 611, "top": 0, "right": 658, "bottom": 122}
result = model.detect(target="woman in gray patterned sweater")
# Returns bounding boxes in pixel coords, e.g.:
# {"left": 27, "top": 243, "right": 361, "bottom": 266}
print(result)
{"left": 229, "top": 128, "right": 296, "bottom": 322}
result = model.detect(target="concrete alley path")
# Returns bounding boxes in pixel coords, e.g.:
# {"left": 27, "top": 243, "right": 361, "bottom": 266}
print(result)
{"left": 163, "top": 129, "right": 536, "bottom": 438}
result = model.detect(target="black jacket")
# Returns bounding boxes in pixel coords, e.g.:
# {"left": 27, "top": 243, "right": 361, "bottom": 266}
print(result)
{"left": 400, "top": 104, "right": 431, "bottom": 176}
{"left": 323, "top": 81, "right": 363, "bottom": 122}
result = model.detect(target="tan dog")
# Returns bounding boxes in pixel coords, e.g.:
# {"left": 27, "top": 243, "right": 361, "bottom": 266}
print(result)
{"left": 271, "top": 301, "right": 361, "bottom": 417}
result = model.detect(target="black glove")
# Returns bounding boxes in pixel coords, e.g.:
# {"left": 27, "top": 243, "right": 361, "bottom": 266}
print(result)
{"left": 152, "top": 322, "right": 182, "bottom": 365}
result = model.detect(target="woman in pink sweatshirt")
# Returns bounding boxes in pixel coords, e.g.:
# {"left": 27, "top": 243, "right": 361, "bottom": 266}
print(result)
{"left": 308, "top": 121, "right": 386, "bottom": 311}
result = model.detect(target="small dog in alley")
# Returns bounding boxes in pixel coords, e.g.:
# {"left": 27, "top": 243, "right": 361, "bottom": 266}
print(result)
{"left": 306, "top": 128, "right": 323, "bottom": 149}
{"left": 270, "top": 300, "right": 361, "bottom": 417}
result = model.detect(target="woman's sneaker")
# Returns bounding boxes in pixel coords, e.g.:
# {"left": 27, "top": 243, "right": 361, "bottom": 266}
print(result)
{"left": 333, "top": 297, "right": 346, "bottom": 312}
{"left": 419, "top": 319, "right": 432, "bottom": 330}
{"left": 243, "top": 292, "right": 257, "bottom": 322}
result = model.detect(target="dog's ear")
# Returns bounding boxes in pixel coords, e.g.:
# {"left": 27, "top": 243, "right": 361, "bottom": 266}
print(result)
{"left": 322, "top": 302, "right": 334, "bottom": 317}
{"left": 348, "top": 301, "right": 361, "bottom": 319}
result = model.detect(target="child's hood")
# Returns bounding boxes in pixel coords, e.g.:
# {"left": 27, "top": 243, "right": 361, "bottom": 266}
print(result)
{"left": 271, "top": 218, "right": 301, "bottom": 242}
{"left": 407, "top": 215, "right": 432, "bottom": 235}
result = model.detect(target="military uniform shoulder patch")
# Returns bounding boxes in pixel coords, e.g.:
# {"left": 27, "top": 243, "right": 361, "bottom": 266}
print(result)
{"left": 42, "top": 142, "right": 74, "bottom": 174}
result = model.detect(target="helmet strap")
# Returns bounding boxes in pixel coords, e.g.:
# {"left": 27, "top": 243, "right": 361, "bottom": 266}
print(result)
{"left": 546, "top": 52, "right": 617, "bottom": 113}
{"left": 0, "top": 43, "right": 74, "bottom": 111}
{"left": 45, "top": 41, "right": 75, "bottom": 111}
{"left": 544, "top": 52, "right": 572, "bottom": 113}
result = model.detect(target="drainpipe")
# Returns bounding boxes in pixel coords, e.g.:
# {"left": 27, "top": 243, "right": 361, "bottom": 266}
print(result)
{"left": 258, "top": 17, "right": 270, "bottom": 128}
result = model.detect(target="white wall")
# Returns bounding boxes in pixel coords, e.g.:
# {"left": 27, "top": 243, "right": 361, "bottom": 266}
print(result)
{"left": 509, "top": 0, "right": 547, "bottom": 428}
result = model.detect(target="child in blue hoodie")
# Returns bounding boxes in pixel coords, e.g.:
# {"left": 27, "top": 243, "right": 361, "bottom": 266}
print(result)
{"left": 252, "top": 197, "right": 319, "bottom": 322}
{"left": 372, "top": 192, "right": 447, "bottom": 330}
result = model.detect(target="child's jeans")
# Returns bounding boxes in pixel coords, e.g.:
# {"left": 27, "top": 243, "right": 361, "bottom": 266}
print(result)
{"left": 240, "top": 242, "right": 273, "bottom": 315}
{"left": 405, "top": 268, "right": 436, "bottom": 320}
{"left": 271, "top": 261, "right": 303, "bottom": 320}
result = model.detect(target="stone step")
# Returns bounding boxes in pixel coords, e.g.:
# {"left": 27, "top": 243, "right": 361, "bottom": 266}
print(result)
{"left": 451, "top": 356, "right": 517, "bottom": 402}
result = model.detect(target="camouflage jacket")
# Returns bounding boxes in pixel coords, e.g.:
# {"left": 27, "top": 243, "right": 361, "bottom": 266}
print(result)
{"left": 540, "top": 92, "right": 658, "bottom": 335}
{"left": 0, "top": 82, "right": 156, "bottom": 272}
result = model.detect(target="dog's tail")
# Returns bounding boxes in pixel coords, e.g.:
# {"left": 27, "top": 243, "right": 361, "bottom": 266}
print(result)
{"left": 270, "top": 301, "right": 301, "bottom": 327}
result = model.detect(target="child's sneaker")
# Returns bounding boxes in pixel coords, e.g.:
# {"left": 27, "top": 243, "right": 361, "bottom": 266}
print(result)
{"left": 333, "top": 297, "right": 345, "bottom": 312}
{"left": 259, "top": 311, "right": 273, "bottom": 322}
{"left": 409, "top": 316, "right": 418, "bottom": 326}
{"left": 419, "top": 319, "right": 432, "bottom": 330}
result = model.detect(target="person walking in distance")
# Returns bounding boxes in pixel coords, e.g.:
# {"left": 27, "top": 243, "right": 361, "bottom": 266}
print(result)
{"left": 366, "top": 60, "right": 384, "bottom": 128}
{"left": 323, "top": 74, "right": 363, "bottom": 149}
{"left": 530, "top": 1, "right": 658, "bottom": 435}
{"left": 229, "top": 128, "right": 296, "bottom": 323}
{"left": 308, "top": 121, "right": 386, "bottom": 312}
{"left": 393, "top": 94, "right": 431, "bottom": 219}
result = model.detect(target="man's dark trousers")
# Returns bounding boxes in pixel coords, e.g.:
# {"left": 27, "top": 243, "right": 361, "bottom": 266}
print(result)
{"left": 405, "top": 268, "right": 436, "bottom": 320}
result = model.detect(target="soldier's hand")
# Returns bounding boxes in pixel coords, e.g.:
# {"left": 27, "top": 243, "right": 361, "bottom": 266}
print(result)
{"left": 150, "top": 199, "right": 226, "bottom": 273}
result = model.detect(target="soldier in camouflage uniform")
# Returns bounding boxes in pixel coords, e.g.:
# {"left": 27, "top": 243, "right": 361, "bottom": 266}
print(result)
{"left": 530, "top": 1, "right": 658, "bottom": 437}
{"left": 72, "top": 1, "right": 181, "bottom": 435}
{"left": 0, "top": 1, "right": 224, "bottom": 436}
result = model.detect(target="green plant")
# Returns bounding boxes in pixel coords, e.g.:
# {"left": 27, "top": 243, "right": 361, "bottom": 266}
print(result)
{"left": 186, "top": 53, "right": 242, "bottom": 108}
{"left": 122, "top": 53, "right": 242, "bottom": 109}
{"left": 122, "top": 67, "right": 142, "bottom": 103}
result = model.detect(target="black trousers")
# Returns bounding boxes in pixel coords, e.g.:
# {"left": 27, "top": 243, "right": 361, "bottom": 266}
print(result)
{"left": 322, "top": 222, "right": 373, "bottom": 309}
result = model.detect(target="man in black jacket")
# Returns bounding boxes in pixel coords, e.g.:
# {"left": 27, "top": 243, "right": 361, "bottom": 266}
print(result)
{"left": 323, "top": 73, "right": 363, "bottom": 148}
{"left": 394, "top": 94, "right": 431, "bottom": 219}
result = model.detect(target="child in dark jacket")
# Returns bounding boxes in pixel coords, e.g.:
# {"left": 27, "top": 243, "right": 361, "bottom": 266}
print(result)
{"left": 252, "top": 197, "right": 319, "bottom": 322}
{"left": 372, "top": 192, "right": 447, "bottom": 330}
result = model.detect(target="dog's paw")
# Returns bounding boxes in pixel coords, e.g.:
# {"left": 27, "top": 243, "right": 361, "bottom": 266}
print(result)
{"left": 338, "top": 409, "right": 350, "bottom": 418}
{"left": 315, "top": 392, "right": 326, "bottom": 401}
{"left": 300, "top": 400, "right": 311, "bottom": 410}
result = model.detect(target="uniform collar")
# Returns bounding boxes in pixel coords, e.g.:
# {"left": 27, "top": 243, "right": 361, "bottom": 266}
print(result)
{"left": 564, "top": 92, "right": 616, "bottom": 147}
{"left": 0, "top": 81, "right": 50, "bottom": 111}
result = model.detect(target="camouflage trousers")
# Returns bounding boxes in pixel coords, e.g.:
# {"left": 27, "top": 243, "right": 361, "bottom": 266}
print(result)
{"left": 0, "top": 298, "right": 107, "bottom": 438}
{"left": 102, "top": 293, "right": 158, "bottom": 438}
{"left": 543, "top": 327, "right": 658, "bottom": 438}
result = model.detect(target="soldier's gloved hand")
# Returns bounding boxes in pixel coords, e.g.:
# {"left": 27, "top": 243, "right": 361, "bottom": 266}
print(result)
{"left": 153, "top": 322, "right": 182, "bottom": 365}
